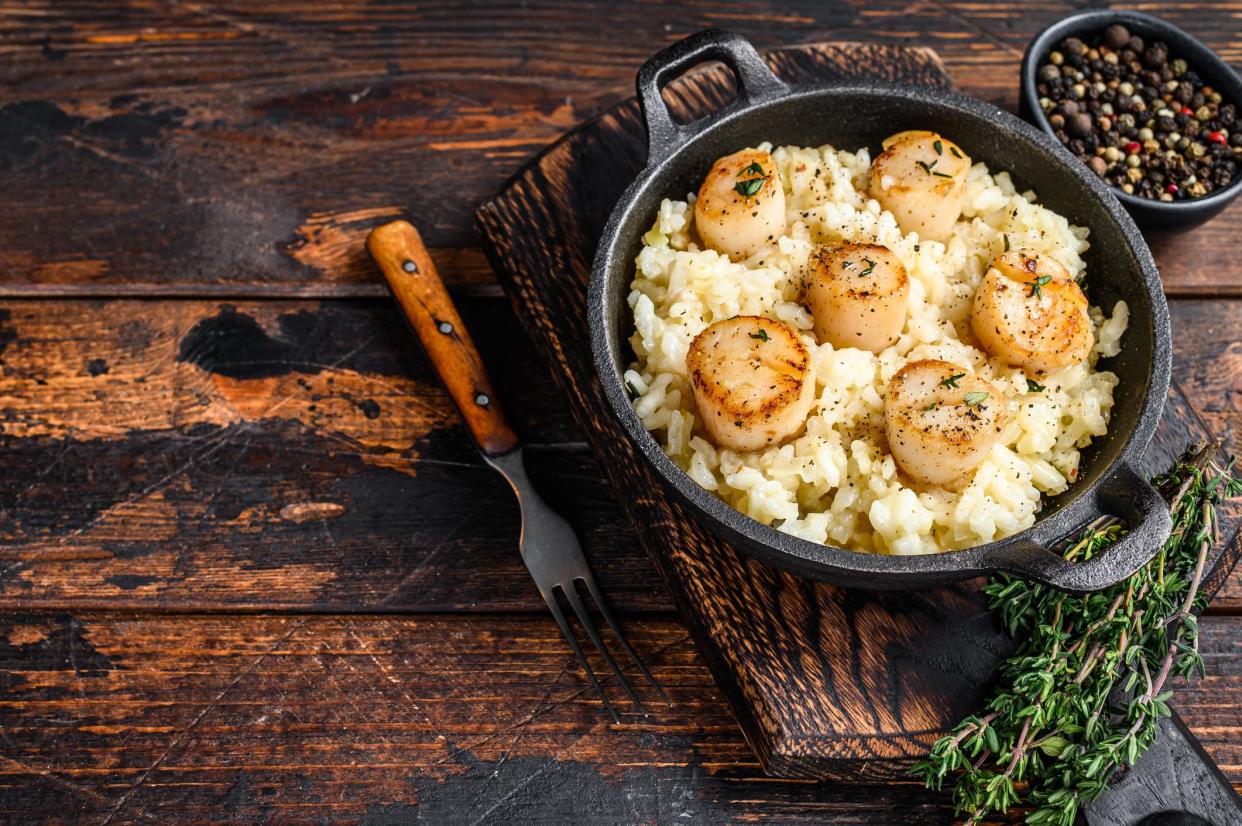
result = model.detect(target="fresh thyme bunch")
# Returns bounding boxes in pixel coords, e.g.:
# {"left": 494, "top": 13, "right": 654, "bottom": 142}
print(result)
{"left": 913, "top": 443, "right": 1242, "bottom": 825}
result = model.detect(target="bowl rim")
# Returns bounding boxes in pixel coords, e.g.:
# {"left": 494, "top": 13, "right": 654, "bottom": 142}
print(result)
{"left": 1019, "top": 8, "right": 1242, "bottom": 215}
{"left": 588, "top": 79, "right": 1171, "bottom": 585}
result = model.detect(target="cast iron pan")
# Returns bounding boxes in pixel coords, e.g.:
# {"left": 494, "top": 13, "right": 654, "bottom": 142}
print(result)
{"left": 588, "top": 29, "right": 1173, "bottom": 593}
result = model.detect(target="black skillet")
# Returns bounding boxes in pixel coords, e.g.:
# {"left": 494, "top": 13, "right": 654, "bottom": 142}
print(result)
{"left": 588, "top": 29, "right": 1173, "bottom": 594}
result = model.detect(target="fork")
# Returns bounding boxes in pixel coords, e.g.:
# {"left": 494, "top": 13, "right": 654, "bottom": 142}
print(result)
{"left": 367, "top": 220, "right": 668, "bottom": 721}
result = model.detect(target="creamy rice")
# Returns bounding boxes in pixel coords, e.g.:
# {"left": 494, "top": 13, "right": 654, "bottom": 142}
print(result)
{"left": 625, "top": 142, "right": 1128, "bottom": 555}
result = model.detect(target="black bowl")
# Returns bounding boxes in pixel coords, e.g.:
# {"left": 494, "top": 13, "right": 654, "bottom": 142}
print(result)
{"left": 589, "top": 30, "right": 1173, "bottom": 593}
{"left": 1020, "top": 10, "right": 1242, "bottom": 231}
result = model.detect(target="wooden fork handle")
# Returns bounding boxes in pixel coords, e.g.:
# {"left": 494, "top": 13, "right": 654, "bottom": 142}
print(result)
{"left": 367, "top": 220, "right": 520, "bottom": 456}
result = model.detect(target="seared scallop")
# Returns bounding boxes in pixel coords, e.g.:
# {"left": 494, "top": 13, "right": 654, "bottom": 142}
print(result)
{"left": 694, "top": 149, "right": 786, "bottom": 259}
{"left": 885, "top": 360, "right": 1008, "bottom": 489}
{"left": 804, "top": 243, "right": 909, "bottom": 353}
{"left": 970, "top": 251, "right": 1092, "bottom": 372}
{"left": 686, "top": 316, "right": 816, "bottom": 452}
{"left": 866, "top": 131, "right": 970, "bottom": 242}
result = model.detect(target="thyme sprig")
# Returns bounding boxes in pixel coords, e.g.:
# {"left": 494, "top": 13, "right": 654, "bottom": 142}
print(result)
{"left": 913, "top": 443, "right": 1242, "bottom": 825}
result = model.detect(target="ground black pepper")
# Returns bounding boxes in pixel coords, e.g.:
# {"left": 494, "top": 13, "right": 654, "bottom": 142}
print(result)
{"left": 1035, "top": 24, "right": 1239, "bottom": 201}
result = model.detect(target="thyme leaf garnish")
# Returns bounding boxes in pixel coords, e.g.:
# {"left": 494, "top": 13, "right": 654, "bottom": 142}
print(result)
{"left": 940, "top": 372, "right": 966, "bottom": 389}
{"left": 1027, "top": 274, "right": 1053, "bottom": 298}
{"left": 734, "top": 177, "right": 765, "bottom": 198}
{"left": 749, "top": 328, "right": 770, "bottom": 342}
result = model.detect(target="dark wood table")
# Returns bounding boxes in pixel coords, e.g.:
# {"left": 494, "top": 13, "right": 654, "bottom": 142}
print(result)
{"left": 1, "top": 3, "right": 1239, "bottom": 823}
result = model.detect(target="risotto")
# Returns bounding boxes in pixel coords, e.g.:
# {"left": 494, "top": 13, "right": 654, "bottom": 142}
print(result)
{"left": 624, "top": 138, "right": 1128, "bottom": 555}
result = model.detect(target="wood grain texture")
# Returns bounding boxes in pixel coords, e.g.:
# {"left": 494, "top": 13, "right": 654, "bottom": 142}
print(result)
{"left": 0, "top": 298, "right": 659, "bottom": 613}
{"left": 369, "top": 220, "right": 519, "bottom": 454}
{"left": 0, "top": 610, "right": 1238, "bottom": 824}
{"left": 0, "top": 1, "right": 1239, "bottom": 296}
{"left": 476, "top": 39, "right": 1242, "bottom": 780}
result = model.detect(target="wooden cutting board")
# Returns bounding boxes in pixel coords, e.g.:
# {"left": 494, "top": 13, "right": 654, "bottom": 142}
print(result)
{"left": 475, "top": 41, "right": 1236, "bottom": 780}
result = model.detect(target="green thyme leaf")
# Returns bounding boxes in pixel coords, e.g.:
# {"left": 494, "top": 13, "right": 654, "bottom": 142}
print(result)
{"left": 950, "top": 145, "right": 963, "bottom": 159}
{"left": 860, "top": 258, "right": 876, "bottom": 277}
{"left": 917, "top": 159, "right": 937, "bottom": 175}
{"left": 1003, "top": 233, "right": 1010, "bottom": 252}
{"left": 1027, "top": 379, "right": 1046, "bottom": 393}
{"left": 734, "top": 177, "right": 765, "bottom": 198}
{"left": 739, "top": 160, "right": 766, "bottom": 177}
{"left": 749, "top": 328, "right": 770, "bottom": 342}
{"left": 933, "top": 139, "right": 943, "bottom": 155}
{"left": 963, "top": 391, "right": 989, "bottom": 407}
{"left": 1027, "top": 274, "right": 1053, "bottom": 298}
{"left": 940, "top": 372, "right": 966, "bottom": 389}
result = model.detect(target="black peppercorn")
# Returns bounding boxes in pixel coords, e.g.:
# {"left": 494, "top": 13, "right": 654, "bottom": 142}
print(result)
{"left": 1102, "top": 24, "right": 1130, "bottom": 50}
{"left": 1067, "top": 112, "right": 1094, "bottom": 137}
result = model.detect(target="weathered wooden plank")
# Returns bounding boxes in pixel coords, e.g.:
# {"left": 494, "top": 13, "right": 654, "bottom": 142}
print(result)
{"left": 0, "top": 297, "right": 1237, "bottom": 613}
{"left": 1, "top": 611, "right": 1237, "bottom": 822}
{"left": 0, "top": 297, "right": 656, "bottom": 613}
{"left": 0, "top": 2, "right": 1238, "bottom": 296}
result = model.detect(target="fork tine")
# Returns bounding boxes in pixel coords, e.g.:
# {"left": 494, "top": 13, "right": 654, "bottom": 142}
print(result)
{"left": 538, "top": 585, "right": 619, "bottom": 724}
{"left": 579, "top": 573, "right": 671, "bottom": 705}
{"left": 562, "top": 582, "right": 644, "bottom": 712}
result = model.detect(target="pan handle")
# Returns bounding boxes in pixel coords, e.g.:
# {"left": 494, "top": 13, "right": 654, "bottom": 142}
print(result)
{"left": 993, "top": 462, "right": 1172, "bottom": 593}
{"left": 637, "top": 28, "right": 789, "bottom": 166}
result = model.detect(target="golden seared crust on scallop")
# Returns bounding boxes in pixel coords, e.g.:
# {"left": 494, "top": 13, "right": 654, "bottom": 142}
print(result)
{"left": 866, "top": 130, "right": 970, "bottom": 243}
{"left": 694, "top": 149, "right": 786, "bottom": 259}
{"left": 885, "top": 359, "right": 1009, "bottom": 489}
{"left": 970, "top": 250, "right": 1093, "bottom": 373}
{"left": 686, "top": 316, "right": 816, "bottom": 452}
{"left": 803, "top": 242, "right": 909, "bottom": 353}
